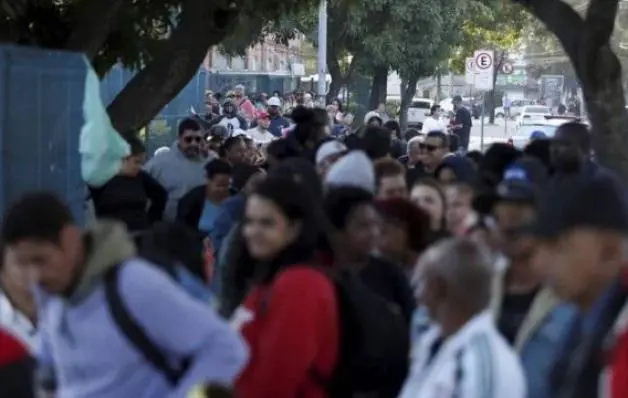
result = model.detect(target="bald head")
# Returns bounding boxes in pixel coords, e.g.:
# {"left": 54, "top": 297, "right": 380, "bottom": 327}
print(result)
{"left": 418, "top": 238, "right": 493, "bottom": 313}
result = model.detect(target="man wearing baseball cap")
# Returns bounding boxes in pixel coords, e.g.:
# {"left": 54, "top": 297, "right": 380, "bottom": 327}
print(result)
{"left": 489, "top": 157, "right": 577, "bottom": 398}
{"left": 245, "top": 111, "right": 276, "bottom": 145}
{"left": 529, "top": 174, "right": 628, "bottom": 397}
{"left": 265, "top": 96, "right": 290, "bottom": 137}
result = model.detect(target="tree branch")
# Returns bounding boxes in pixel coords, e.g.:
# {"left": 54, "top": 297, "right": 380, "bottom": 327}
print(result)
{"left": 584, "top": 0, "right": 620, "bottom": 50}
{"left": 107, "top": 0, "right": 238, "bottom": 134}
{"left": 65, "top": 0, "right": 125, "bottom": 60}
{"left": 514, "top": 0, "right": 584, "bottom": 67}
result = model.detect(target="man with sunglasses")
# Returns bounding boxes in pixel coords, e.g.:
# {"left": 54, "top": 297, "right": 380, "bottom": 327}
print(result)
{"left": 145, "top": 118, "right": 209, "bottom": 221}
{"left": 421, "top": 131, "right": 450, "bottom": 176}
{"left": 489, "top": 157, "right": 576, "bottom": 398}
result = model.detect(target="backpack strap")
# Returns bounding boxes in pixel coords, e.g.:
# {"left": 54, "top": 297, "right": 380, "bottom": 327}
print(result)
{"left": 103, "top": 265, "right": 185, "bottom": 385}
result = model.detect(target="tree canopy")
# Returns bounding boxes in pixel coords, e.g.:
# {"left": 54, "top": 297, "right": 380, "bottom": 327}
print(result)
{"left": 0, "top": 0, "right": 318, "bottom": 133}
{"left": 450, "top": 1, "right": 528, "bottom": 74}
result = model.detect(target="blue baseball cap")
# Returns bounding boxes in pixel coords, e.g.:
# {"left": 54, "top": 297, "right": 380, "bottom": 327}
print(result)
{"left": 496, "top": 157, "right": 548, "bottom": 203}
{"left": 530, "top": 130, "right": 548, "bottom": 140}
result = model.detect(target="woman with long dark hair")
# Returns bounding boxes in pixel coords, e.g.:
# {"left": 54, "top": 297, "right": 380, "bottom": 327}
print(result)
{"left": 233, "top": 176, "right": 338, "bottom": 398}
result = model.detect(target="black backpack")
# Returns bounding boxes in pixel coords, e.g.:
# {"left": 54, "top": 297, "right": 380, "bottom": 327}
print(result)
{"left": 262, "top": 268, "right": 410, "bottom": 397}
{"left": 103, "top": 265, "right": 190, "bottom": 385}
{"left": 326, "top": 270, "right": 410, "bottom": 397}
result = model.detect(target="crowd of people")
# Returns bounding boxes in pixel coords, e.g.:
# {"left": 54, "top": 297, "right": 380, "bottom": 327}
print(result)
{"left": 1, "top": 84, "right": 628, "bottom": 398}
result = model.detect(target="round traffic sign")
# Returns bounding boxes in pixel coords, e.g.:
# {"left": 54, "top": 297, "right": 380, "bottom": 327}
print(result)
{"left": 475, "top": 52, "right": 493, "bottom": 70}
{"left": 466, "top": 59, "right": 474, "bottom": 71}
{"left": 501, "top": 62, "right": 514, "bottom": 74}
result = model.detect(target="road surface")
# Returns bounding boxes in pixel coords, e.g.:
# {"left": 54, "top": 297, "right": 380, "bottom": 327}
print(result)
{"left": 468, "top": 117, "right": 514, "bottom": 151}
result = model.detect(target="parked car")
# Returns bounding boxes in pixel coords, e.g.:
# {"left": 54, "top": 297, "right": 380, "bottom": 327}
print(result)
{"left": 495, "top": 99, "right": 536, "bottom": 118}
{"left": 407, "top": 98, "right": 434, "bottom": 128}
{"left": 509, "top": 115, "right": 583, "bottom": 148}
{"left": 515, "top": 105, "right": 552, "bottom": 130}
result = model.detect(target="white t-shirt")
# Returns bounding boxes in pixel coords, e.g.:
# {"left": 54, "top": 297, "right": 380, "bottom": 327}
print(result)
{"left": 421, "top": 116, "right": 447, "bottom": 134}
{"left": 218, "top": 116, "right": 244, "bottom": 134}
{"left": 246, "top": 127, "right": 276, "bottom": 144}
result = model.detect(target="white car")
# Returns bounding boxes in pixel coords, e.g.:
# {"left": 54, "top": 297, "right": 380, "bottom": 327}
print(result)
{"left": 515, "top": 105, "right": 552, "bottom": 130}
{"left": 494, "top": 99, "right": 536, "bottom": 118}
{"left": 407, "top": 98, "right": 434, "bottom": 128}
{"left": 509, "top": 116, "right": 584, "bottom": 148}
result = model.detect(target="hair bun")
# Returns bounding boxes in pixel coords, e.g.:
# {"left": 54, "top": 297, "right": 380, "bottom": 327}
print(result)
{"left": 291, "top": 106, "right": 314, "bottom": 124}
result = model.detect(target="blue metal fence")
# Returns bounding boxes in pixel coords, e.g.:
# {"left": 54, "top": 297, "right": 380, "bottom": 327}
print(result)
{"left": 100, "top": 65, "right": 209, "bottom": 155}
{"left": 0, "top": 46, "right": 86, "bottom": 222}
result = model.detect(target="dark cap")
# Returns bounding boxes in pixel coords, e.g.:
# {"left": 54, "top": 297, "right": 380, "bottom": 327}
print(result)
{"left": 527, "top": 174, "right": 628, "bottom": 238}
{"left": 496, "top": 157, "right": 548, "bottom": 203}
{"left": 452, "top": 95, "right": 463, "bottom": 102}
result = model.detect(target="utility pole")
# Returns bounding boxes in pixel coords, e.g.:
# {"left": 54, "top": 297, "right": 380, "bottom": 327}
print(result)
{"left": 317, "top": 0, "right": 327, "bottom": 105}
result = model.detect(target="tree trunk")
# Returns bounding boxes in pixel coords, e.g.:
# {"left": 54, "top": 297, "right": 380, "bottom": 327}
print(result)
{"left": 107, "top": 0, "right": 238, "bottom": 136}
{"left": 399, "top": 75, "right": 419, "bottom": 131}
{"left": 581, "top": 46, "right": 628, "bottom": 177}
{"left": 518, "top": 0, "right": 628, "bottom": 180}
{"left": 436, "top": 70, "right": 442, "bottom": 102}
{"left": 369, "top": 66, "right": 388, "bottom": 110}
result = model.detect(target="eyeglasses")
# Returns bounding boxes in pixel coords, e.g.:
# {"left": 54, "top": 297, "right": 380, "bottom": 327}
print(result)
{"left": 420, "top": 143, "right": 440, "bottom": 152}
{"left": 183, "top": 136, "right": 202, "bottom": 144}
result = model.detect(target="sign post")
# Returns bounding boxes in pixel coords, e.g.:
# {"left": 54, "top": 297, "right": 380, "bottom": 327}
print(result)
{"left": 473, "top": 50, "right": 494, "bottom": 150}
{"left": 465, "top": 58, "right": 475, "bottom": 85}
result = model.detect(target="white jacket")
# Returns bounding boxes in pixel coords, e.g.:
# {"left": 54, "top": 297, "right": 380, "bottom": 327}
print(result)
{"left": 400, "top": 311, "right": 527, "bottom": 398}
{"left": 0, "top": 291, "right": 37, "bottom": 350}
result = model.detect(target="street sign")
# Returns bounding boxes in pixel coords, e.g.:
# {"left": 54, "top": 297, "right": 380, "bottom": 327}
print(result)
{"left": 501, "top": 62, "right": 514, "bottom": 75}
{"left": 465, "top": 57, "right": 475, "bottom": 84}
{"left": 473, "top": 49, "right": 494, "bottom": 91}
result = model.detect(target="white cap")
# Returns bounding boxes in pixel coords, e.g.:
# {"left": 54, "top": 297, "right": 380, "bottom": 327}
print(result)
{"left": 324, "top": 150, "right": 375, "bottom": 193}
{"left": 267, "top": 97, "right": 282, "bottom": 107}
{"left": 316, "top": 140, "right": 348, "bottom": 165}
{"left": 154, "top": 146, "right": 170, "bottom": 156}
{"left": 232, "top": 129, "right": 249, "bottom": 138}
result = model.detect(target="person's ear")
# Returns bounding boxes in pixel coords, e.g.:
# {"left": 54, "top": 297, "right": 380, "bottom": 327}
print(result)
{"left": 287, "top": 220, "right": 302, "bottom": 243}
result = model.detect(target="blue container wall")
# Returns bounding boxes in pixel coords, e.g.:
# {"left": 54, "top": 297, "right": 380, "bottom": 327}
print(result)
{"left": 0, "top": 46, "right": 86, "bottom": 223}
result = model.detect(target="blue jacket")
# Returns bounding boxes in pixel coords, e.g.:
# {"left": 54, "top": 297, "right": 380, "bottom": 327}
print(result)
{"left": 268, "top": 116, "right": 291, "bottom": 137}
{"left": 210, "top": 194, "right": 246, "bottom": 257}
{"left": 491, "top": 274, "right": 577, "bottom": 398}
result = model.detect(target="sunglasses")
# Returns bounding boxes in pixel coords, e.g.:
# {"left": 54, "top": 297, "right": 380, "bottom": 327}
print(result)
{"left": 419, "top": 143, "right": 440, "bottom": 152}
{"left": 183, "top": 136, "right": 202, "bottom": 144}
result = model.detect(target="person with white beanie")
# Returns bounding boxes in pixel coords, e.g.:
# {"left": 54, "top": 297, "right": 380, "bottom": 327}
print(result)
{"left": 315, "top": 140, "right": 348, "bottom": 177}
{"left": 324, "top": 150, "right": 375, "bottom": 194}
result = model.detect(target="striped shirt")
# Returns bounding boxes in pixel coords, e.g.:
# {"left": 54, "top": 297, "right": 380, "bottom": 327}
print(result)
{"left": 399, "top": 311, "right": 527, "bottom": 398}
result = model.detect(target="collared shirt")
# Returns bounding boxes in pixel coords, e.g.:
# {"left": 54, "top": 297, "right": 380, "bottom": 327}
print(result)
{"left": 400, "top": 311, "right": 527, "bottom": 398}
{"left": 0, "top": 291, "right": 37, "bottom": 350}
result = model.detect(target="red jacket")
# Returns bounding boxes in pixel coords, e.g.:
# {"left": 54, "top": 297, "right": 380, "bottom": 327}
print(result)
{"left": 608, "top": 283, "right": 628, "bottom": 398}
{"left": 610, "top": 327, "right": 628, "bottom": 397}
{"left": 0, "top": 327, "right": 33, "bottom": 398}
{"left": 235, "top": 266, "right": 339, "bottom": 398}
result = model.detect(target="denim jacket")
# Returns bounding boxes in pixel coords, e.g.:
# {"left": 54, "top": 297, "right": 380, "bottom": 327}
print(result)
{"left": 491, "top": 271, "right": 577, "bottom": 398}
